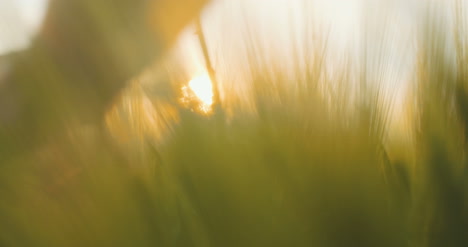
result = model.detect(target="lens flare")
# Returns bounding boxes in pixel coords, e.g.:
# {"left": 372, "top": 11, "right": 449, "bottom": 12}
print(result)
{"left": 189, "top": 74, "right": 213, "bottom": 106}
{"left": 181, "top": 74, "right": 214, "bottom": 113}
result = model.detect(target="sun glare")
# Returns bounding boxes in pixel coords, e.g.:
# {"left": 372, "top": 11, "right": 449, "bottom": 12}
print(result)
{"left": 189, "top": 74, "right": 213, "bottom": 106}
{"left": 181, "top": 74, "right": 214, "bottom": 113}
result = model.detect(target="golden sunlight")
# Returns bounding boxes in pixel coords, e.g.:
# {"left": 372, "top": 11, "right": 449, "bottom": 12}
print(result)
{"left": 184, "top": 73, "right": 214, "bottom": 113}
{"left": 189, "top": 74, "right": 213, "bottom": 106}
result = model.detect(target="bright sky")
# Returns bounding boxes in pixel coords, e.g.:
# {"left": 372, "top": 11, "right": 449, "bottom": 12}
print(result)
{"left": 0, "top": 0, "right": 418, "bottom": 55}
{"left": 1, "top": 0, "right": 466, "bottom": 121}
{"left": 172, "top": 0, "right": 424, "bottom": 113}
{"left": 0, "top": 0, "right": 48, "bottom": 54}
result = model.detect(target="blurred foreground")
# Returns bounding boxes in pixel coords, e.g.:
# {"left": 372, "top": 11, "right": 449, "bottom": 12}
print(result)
{"left": 1, "top": 0, "right": 468, "bottom": 246}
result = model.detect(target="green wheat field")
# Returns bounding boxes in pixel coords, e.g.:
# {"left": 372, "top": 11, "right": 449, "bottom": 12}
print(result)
{"left": 0, "top": 0, "right": 467, "bottom": 246}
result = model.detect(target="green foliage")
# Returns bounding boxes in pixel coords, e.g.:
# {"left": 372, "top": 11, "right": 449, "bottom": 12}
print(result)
{"left": 0, "top": 1, "right": 467, "bottom": 246}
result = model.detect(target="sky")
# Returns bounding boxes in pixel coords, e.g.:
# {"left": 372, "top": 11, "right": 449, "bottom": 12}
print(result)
{"left": 1, "top": 0, "right": 466, "bottom": 125}
{"left": 0, "top": 0, "right": 418, "bottom": 55}
{"left": 172, "top": 0, "right": 422, "bottom": 111}
{"left": 0, "top": 0, "right": 48, "bottom": 54}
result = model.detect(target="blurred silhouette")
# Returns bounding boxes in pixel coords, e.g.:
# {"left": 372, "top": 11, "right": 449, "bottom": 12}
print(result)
{"left": 0, "top": 0, "right": 208, "bottom": 158}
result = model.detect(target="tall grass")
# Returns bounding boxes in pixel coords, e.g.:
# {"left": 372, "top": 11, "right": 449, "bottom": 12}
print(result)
{"left": 0, "top": 0, "right": 467, "bottom": 246}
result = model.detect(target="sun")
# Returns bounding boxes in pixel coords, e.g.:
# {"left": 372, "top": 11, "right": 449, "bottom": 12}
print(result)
{"left": 189, "top": 74, "right": 213, "bottom": 106}
{"left": 180, "top": 73, "right": 214, "bottom": 113}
